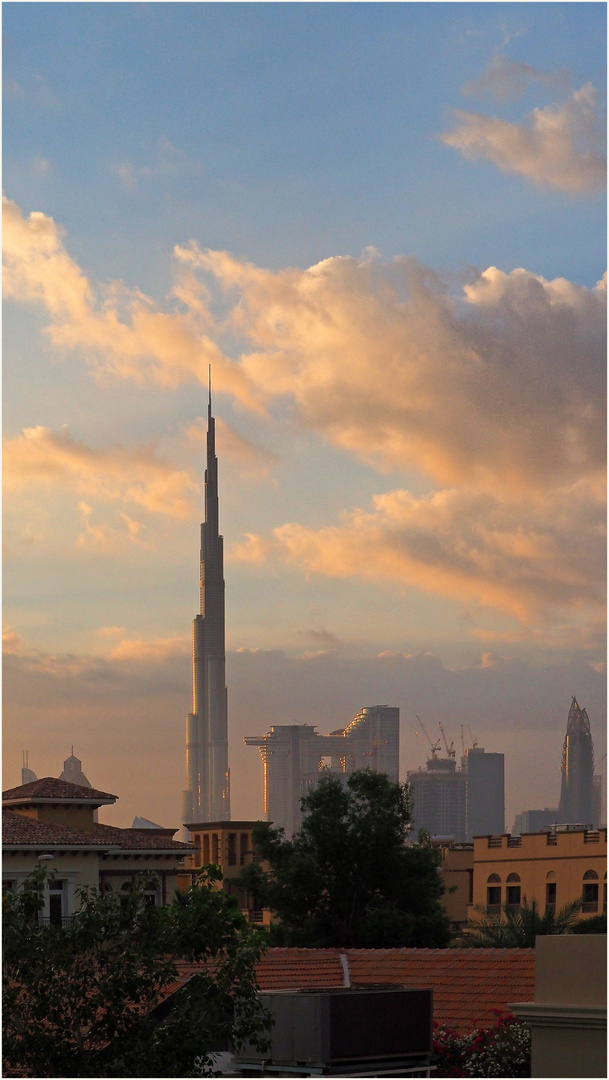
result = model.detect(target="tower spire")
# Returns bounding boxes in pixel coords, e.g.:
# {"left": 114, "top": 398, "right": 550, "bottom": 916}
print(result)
{"left": 183, "top": 382, "right": 230, "bottom": 826}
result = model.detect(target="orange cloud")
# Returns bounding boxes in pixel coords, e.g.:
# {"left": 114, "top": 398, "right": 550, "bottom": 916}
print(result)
{"left": 237, "top": 478, "right": 605, "bottom": 625}
{"left": 108, "top": 637, "right": 189, "bottom": 662}
{"left": 2, "top": 196, "right": 259, "bottom": 407}
{"left": 3, "top": 424, "right": 198, "bottom": 521}
{"left": 442, "top": 84, "right": 606, "bottom": 194}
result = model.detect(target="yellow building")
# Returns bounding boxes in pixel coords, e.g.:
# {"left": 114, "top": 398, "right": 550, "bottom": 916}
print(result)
{"left": 184, "top": 820, "right": 271, "bottom": 924}
{"left": 470, "top": 827, "right": 607, "bottom": 920}
{"left": 438, "top": 842, "right": 474, "bottom": 928}
{"left": 3, "top": 777, "right": 194, "bottom": 921}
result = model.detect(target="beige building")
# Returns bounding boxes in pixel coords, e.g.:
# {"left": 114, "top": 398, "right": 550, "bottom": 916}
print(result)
{"left": 470, "top": 827, "right": 607, "bottom": 919}
{"left": 183, "top": 819, "right": 270, "bottom": 924}
{"left": 3, "top": 777, "right": 194, "bottom": 921}
{"left": 438, "top": 842, "right": 474, "bottom": 928}
{"left": 512, "top": 935, "right": 606, "bottom": 1078}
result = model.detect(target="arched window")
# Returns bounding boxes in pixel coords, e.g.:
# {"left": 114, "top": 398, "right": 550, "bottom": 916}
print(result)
{"left": 582, "top": 870, "right": 599, "bottom": 912}
{"left": 545, "top": 871, "right": 557, "bottom": 910}
{"left": 506, "top": 872, "right": 521, "bottom": 909}
{"left": 486, "top": 874, "right": 501, "bottom": 913}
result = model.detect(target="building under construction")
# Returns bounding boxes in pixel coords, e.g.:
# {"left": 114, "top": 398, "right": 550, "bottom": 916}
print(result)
{"left": 244, "top": 706, "right": 399, "bottom": 837}
{"left": 407, "top": 720, "right": 504, "bottom": 842}
{"left": 558, "top": 697, "right": 595, "bottom": 826}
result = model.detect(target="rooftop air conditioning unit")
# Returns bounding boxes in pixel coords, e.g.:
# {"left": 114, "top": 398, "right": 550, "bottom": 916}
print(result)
{"left": 234, "top": 987, "right": 433, "bottom": 1075}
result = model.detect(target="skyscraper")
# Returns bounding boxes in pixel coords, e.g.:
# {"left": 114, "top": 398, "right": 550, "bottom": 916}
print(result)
{"left": 245, "top": 706, "right": 400, "bottom": 837}
{"left": 407, "top": 756, "right": 467, "bottom": 841}
{"left": 464, "top": 747, "right": 505, "bottom": 838}
{"left": 182, "top": 382, "right": 230, "bottom": 824}
{"left": 558, "top": 697, "right": 594, "bottom": 826}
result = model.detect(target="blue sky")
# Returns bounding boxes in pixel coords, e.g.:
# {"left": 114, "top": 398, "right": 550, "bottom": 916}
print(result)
{"left": 3, "top": 3, "right": 606, "bottom": 828}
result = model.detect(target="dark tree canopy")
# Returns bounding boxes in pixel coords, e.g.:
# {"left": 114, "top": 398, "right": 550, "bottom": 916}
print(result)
{"left": 240, "top": 769, "right": 451, "bottom": 948}
{"left": 3, "top": 867, "right": 269, "bottom": 1078}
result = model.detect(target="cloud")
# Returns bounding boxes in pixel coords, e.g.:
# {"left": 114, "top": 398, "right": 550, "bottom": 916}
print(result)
{"left": 237, "top": 477, "right": 605, "bottom": 625}
{"left": 3, "top": 424, "right": 199, "bottom": 521}
{"left": 194, "top": 249, "right": 606, "bottom": 495}
{"left": 2, "top": 196, "right": 259, "bottom": 408}
{"left": 442, "top": 84, "right": 606, "bottom": 194}
{"left": 4, "top": 198, "right": 605, "bottom": 636}
{"left": 107, "top": 637, "right": 189, "bottom": 662}
{"left": 5, "top": 198, "right": 604, "bottom": 497}
{"left": 463, "top": 56, "right": 570, "bottom": 103}
{"left": 2, "top": 627, "right": 24, "bottom": 655}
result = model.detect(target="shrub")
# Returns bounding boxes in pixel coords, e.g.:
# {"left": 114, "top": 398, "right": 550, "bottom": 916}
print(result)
{"left": 433, "top": 1012, "right": 531, "bottom": 1078}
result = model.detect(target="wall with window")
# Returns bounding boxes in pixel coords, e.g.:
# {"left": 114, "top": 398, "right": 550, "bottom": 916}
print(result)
{"left": 469, "top": 828, "right": 607, "bottom": 921}
{"left": 2, "top": 851, "right": 99, "bottom": 924}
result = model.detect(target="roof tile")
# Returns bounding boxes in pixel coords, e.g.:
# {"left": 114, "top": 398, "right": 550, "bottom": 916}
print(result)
{"left": 3, "top": 778, "right": 117, "bottom": 803}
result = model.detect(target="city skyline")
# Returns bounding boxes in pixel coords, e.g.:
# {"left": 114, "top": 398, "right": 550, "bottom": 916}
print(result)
{"left": 3, "top": 4, "right": 606, "bottom": 829}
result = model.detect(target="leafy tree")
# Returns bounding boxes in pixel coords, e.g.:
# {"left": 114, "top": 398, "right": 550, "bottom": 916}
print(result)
{"left": 461, "top": 897, "right": 582, "bottom": 948}
{"left": 240, "top": 769, "right": 451, "bottom": 948}
{"left": 3, "top": 867, "right": 269, "bottom": 1078}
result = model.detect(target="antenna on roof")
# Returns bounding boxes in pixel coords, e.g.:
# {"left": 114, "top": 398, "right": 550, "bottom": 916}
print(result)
{"left": 208, "top": 364, "right": 212, "bottom": 411}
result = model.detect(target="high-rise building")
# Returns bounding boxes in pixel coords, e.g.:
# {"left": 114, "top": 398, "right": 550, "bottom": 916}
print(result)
{"left": 558, "top": 697, "right": 594, "bottom": 826}
{"left": 182, "top": 384, "right": 230, "bottom": 824}
{"left": 464, "top": 747, "right": 505, "bottom": 838}
{"left": 407, "top": 756, "right": 467, "bottom": 842}
{"left": 512, "top": 808, "right": 559, "bottom": 835}
{"left": 245, "top": 706, "right": 399, "bottom": 837}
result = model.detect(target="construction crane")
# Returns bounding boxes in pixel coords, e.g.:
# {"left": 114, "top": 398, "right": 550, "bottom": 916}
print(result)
{"left": 468, "top": 726, "right": 479, "bottom": 750}
{"left": 460, "top": 725, "right": 466, "bottom": 759}
{"left": 415, "top": 716, "right": 441, "bottom": 759}
{"left": 438, "top": 721, "right": 456, "bottom": 760}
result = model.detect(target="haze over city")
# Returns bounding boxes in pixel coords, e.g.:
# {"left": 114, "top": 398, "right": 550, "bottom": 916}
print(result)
{"left": 3, "top": 3, "right": 606, "bottom": 831}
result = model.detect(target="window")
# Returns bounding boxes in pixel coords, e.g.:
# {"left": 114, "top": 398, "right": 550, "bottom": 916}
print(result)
{"left": 582, "top": 870, "right": 599, "bottom": 913}
{"left": 486, "top": 874, "right": 501, "bottom": 914}
{"left": 240, "top": 833, "right": 250, "bottom": 867}
{"left": 546, "top": 882, "right": 556, "bottom": 911}
{"left": 604, "top": 874, "right": 607, "bottom": 915}
{"left": 48, "top": 880, "right": 67, "bottom": 927}
{"left": 228, "top": 833, "right": 237, "bottom": 867}
{"left": 505, "top": 872, "right": 521, "bottom": 909}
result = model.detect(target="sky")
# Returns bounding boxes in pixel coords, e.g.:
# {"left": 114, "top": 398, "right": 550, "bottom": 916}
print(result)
{"left": 3, "top": 2, "right": 606, "bottom": 831}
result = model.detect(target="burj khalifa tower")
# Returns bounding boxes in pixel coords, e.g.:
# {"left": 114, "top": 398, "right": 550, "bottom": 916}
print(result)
{"left": 182, "top": 379, "right": 230, "bottom": 824}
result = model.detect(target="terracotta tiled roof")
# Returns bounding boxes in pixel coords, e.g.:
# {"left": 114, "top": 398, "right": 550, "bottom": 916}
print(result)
{"left": 3, "top": 778, "right": 117, "bottom": 803}
{"left": 2, "top": 811, "right": 193, "bottom": 853}
{"left": 2, "top": 810, "right": 115, "bottom": 847}
{"left": 168, "top": 948, "right": 534, "bottom": 1035}
{"left": 91, "top": 824, "right": 193, "bottom": 852}
{"left": 258, "top": 949, "right": 346, "bottom": 990}
{"left": 344, "top": 948, "right": 535, "bottom": 1033}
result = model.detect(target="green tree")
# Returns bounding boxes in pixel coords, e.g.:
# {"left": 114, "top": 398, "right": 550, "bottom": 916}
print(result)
{"left": 3, "top": 867, "right": 269, "bottom": 1078}
{"left": 461, "top": 897, "right": 583, "bottom": 948}
{"left": 240, "top": 769, "right": 451, "bottom": 948}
